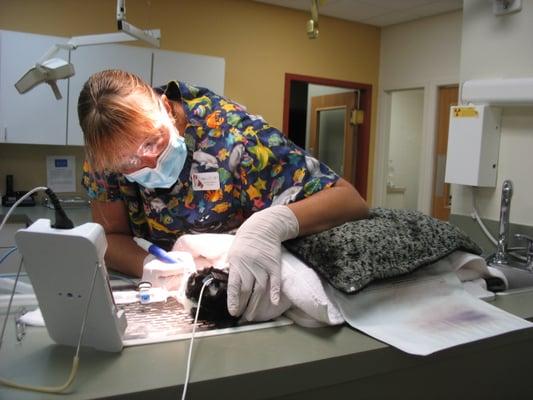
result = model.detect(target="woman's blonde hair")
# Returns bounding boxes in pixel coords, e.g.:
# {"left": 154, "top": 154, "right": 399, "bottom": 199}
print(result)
{"left": 78, "top": 69, "right": 162, "bottom": 171}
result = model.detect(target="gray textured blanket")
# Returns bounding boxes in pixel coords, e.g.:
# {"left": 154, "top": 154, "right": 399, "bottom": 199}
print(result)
{"left": 284, "top": 207, "right": 482, "bottom": 294}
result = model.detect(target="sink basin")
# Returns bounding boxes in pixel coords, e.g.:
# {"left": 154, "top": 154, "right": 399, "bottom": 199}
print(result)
{"left": 489, "top": 262, "right": 533, "bottom": 291}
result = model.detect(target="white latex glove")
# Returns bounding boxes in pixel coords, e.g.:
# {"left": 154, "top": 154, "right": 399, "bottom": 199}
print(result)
{"left": 141, "top": 251, "right": 196, "bottom": 292}
{"left": 227, "top": 205, "right": 299, "bottom": 320}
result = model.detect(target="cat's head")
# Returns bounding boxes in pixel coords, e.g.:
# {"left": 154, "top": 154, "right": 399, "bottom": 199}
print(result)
{"left": 185, "top": 267, "right": 239, "bottom": 328}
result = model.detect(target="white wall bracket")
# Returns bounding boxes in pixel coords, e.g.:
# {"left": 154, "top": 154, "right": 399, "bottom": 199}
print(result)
{"left": 462, "top": 78, "right": 533, "bottom": 106}
{"left": 493, "top": 0, "right": 522, "bottom": 16}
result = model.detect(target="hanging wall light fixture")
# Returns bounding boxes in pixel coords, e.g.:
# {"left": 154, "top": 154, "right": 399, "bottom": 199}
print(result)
{"left": 307, "top": 0, "right": 319, "bottom": 39}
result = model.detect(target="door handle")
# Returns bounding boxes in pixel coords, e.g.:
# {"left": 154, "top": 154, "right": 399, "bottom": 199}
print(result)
{"left": 444, "top": 195, "right": 452, "bottom": 209}
{"left": 434, "top": 155, "right": 446, "bottom": 196}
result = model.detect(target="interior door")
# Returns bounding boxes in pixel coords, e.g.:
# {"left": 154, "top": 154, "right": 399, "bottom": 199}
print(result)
{"left": 432, "top": 85, "right": 459, "bottom": 220}
{"left": 309, "top": 92, "right": 358, "bottom": 184}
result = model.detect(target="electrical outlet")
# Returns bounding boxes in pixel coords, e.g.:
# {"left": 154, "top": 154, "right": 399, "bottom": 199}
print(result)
{"left": 493, "top": 0, "right": 522, "bottom": 16}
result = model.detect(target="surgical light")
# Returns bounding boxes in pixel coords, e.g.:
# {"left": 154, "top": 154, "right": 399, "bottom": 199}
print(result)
{"left": 14, "top": 0, "right": 161, "bottom": 100}
{"left": 15, "top": 58, "right": 75, "bottom": 100}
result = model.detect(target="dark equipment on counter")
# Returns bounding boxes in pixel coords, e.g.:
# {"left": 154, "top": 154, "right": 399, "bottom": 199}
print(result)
{"left": 2, "top": 175, "right": 35, "bottom": 207}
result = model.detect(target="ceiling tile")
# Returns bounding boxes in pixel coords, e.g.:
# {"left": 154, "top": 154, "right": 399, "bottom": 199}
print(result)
{"left": 357, "top": 0, "right": 443, "bottom": 10}
{"left": 254, "top": 0, "right": 309, "bottom": 12}
{"left": 411, "top": 0, "right": 463, "bottom": 18}
{"left": 363, "top": 9, "right": 430, "bottom": 26}
{"left": 252, "top": 0, "right": 463, "bottom": 26}
{"left": 320, "top": 1, "right": 392, "bottom": 20}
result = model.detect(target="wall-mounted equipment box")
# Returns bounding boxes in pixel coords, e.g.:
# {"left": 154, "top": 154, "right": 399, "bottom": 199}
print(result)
{"left": 445, "top": 105, "right": 502, "bottom": 187}
{"left": 462, "top": 78, "right": 533, "bottom": 106}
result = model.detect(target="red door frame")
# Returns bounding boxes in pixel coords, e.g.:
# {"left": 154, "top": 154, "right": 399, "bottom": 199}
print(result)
{"left": 282, "top": 73, "right": 372, "bottom": 199}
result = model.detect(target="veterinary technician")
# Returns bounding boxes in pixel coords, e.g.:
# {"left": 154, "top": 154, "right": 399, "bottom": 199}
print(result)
{"left": 78, "top": 69, "right": 368, "bottom": 320}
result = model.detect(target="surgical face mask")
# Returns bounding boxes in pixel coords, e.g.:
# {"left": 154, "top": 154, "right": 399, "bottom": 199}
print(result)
{"left": 124, "top": 127, "right": 187, "bottom": 189}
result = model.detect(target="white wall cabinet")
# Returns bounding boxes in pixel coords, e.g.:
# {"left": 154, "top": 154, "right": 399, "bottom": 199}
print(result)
{"left": 0, "top": 30, "right": 69, "bottom": 145}
{"left": 152, "top": 48, "right": 225, "bottom": 95}
{"left": 67, "top": 44, "right": 153, "bottom": 145}
{"left": 0, "top": 29, "right": 225, "bottom": 147}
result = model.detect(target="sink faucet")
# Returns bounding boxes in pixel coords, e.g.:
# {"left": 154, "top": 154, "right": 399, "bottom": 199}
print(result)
{"left": 491, "top": 179, "right": 513, "bottom": 265}
{"left": 515, "top": 234, "right": 533, "bottom": 271}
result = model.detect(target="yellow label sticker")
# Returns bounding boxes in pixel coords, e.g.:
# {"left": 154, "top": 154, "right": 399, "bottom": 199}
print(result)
{"left": 453, "top": 107, "right": 478, "bottom": 118}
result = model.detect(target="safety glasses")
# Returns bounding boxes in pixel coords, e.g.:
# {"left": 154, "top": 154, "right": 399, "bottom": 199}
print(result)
{"left": 116, "top": 134, "right": 166, "bottom": 172}
{"left": 115, "top": 102, "right": 172, "bottom": 173}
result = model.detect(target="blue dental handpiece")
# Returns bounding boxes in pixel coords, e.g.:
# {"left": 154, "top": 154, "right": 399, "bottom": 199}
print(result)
{"left": 133, "top": 237, "right": 176, "bottom": 263}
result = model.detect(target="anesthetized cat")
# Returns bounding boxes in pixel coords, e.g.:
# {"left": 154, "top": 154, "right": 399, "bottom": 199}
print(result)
{"left": 185, "top": 267, "right": 239, "bottom": 328}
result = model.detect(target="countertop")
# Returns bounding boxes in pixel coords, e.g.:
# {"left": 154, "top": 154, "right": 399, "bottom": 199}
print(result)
{"left": 2, "top": 207, "right": 533, "bottom": 399}
{"left": 1, "top": 205, "right": 92, "bottom": 227}
{"left": 1, "top": 290, "right": 533, "bottom": 400}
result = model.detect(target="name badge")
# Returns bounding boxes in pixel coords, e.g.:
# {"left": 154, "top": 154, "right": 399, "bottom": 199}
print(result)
{"left": 192, "top": 172, "right": 220, "bottom": 191}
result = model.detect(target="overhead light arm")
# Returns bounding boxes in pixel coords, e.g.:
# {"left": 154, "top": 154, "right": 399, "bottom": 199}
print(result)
{"left": 116, "top": 0, "right": 160, "bottom": 48}
{"left": 118, "top": 22, "right": 161, "bottom": 48}
{"left": 36, "top": 29, "right": 159, "bottom": 66}
{"left": 15, "top": 0, "right": 161, "bottom": 100}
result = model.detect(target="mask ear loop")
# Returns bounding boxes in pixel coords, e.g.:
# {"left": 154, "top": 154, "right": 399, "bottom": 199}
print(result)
{"left": 159, "top": 95, "right": 178, "bottom": 127}
{"left": 131, "top": 99, "right": 175, "bottom": 162}
{"left": 179, "top": 276, "right": 214, "bottom": 400}
{"left": 139, "top": 100, "right": 179, "bottom": 162}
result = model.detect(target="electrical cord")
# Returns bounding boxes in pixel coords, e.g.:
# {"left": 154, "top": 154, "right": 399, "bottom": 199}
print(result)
{"left": 0, "top": 187, "right": 48, "bottom": 235}
{"left": 0, "top": 247, "right": 81, "bottom": 394}
{"left": 0, "top": 263, "right": 100, "bottom": 393}
{"left": 0, "top": 187, "right": 215, "bottom": 395}
{"left": 0, "top": 356, "right": 80, "bottom": 394}
{"left": 0, "top": 186, "right": 87, "bottom": 394}
{"left": 471, "top": 208, "right": 498, "bottom": 246}
{"left": 0, "top": 247, "right": 18, "bottom": 264}
{"left": 471, "top": 187, "right": 498, "bottom": 247}
{"left": 180, "top": 276, "right": 214, "bottom": 400}
{"left": 0, "top": 188, "right": 47, "bottom": 352}
{"left": 0, "top": 255, "right": 24, "bottom": 351}
{"left": 0, "top": 272, "right": 27, "bottom": 278}
{"left": 44, "top": 188, "right": 74, "bottom": 229}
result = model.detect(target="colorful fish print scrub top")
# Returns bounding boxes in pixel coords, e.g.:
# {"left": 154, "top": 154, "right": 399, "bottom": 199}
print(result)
{"left": 82, "top": 81, "right": 340, "bottom": 250}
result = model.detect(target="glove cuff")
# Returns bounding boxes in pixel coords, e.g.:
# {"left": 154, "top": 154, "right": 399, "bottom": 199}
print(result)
{"left": 257, "top": 205, "right": 299, "bottom": 241}
{"left": 276, "top": 205, "right": 299, "bottom": 241}
{"left": 238, "top": 205, "right": 300, "bottom": 241}
{"left": 143, "top": 253, "right": 155, "bottom": 266}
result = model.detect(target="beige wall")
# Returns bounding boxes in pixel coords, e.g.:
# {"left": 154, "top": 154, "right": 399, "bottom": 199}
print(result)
{"left": 0, "top": 144, "right": 86, "bottom": 196}
{"left": 374, "top": 11, "right": 462, "bottom": 212}
{"left": 379, "top": 11, "right": 462, "bottom": 89}
{"left": 0, "top": 0, "right": 380, "bottom": 200}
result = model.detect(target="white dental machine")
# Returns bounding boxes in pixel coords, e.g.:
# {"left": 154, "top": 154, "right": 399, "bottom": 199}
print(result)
{"left": 15, "top": 219, "right": 126, "bottom": 352}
